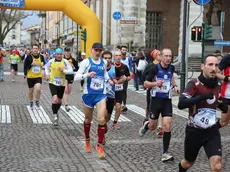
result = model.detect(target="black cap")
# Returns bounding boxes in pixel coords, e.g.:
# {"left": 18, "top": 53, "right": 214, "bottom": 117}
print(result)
{"left": 92, "top": 43, "right": 103, "bottom": 49}
{"left": 64, "top": 47, "right": 71, "bottom": 51}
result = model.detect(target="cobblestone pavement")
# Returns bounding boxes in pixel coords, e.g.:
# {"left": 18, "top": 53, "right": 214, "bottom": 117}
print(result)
{"left": 1, "top": 60, "right": 230, "bottom": 172}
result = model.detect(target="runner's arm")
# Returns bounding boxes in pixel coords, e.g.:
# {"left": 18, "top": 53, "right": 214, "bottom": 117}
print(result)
{"left": 44, "top": 59, "right": 52, "bottom": 76}
{"left": 178, "top": 80, "right": 213, "bottom": 109}
{"left": 144, "top": 66, "right": 158, "bottom": 88}
{"left": 24, "top": 55, "right": 32, "bottom": 76}
{"left": 74, "top": 58, "right": 89, "bottom": 81}
{"left": 72, "top": 58, "right": 79, "bottom": 71}
{"left": 63, "top": 59, "right": 74, "bottom": 74}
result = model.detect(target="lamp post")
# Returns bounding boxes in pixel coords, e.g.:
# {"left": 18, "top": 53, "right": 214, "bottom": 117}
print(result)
{"left": 55, "top": 22, "right": 60, "bottom": 48}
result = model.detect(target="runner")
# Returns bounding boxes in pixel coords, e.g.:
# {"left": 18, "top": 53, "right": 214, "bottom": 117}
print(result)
{"left": 139, "top": 48, "right": 180, "bottom": 162}
{"left": 74, "top": 43, "right": 113, "bottom": 159}
{"left": 113, "top": 50, "right": 130, "bottom": 129}
{"left": 142, "top": 49, "right": 163, "bottom": 137}
{"left": 9, "top": 50, "right": 20, "bottom": 82}
{"left": 44, "top": 48, "right": 73, "bottom": 126}
{"left": 102, "top": 50, "right": 115, "bottom": 140}
{"left": 63, "top": 47, "right": 79, "bottom": 112}
{"left": 120, "top": 45, "right": 133, "bottom": 112}
{"left": 216, "top": 54, "right": 230, "bottom": 116}
{"left": 78, "top": 52, "right": 86, "bottom": 91}
{"left": 24, "top": 44, "right": 45, "bottom": 110}
{"left": 178, "top": 55, "right": 229, "bottom": 172}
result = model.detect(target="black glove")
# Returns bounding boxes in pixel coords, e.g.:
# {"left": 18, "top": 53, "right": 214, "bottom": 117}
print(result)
{"left": 201, "top": 92, "right": 214, "bottom": 100}
{"left": 224, "top": 76, "right": 230, "bottom": 82}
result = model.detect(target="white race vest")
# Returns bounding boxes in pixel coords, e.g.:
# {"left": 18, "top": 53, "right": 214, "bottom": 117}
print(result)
{"left": 115, "top": 84, "right": 123, "bottom": 91}
{"left": 54, "top": 77, "right": 63, "bottom": 86}
{"left": 32, "top": 66, "right": 41, "bottom": 73}
{"left": 193, "top": 108, "right": 216, "bottom": 129}
{"left": 154, "top": 78, "right": 170, "bottom": 93}
{"left": 90, "top": 77, "right": 104, "bottom": 90}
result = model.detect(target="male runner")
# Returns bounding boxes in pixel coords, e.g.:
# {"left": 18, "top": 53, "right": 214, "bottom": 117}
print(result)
{"left": 178, "top": 55, "right": 229, "bottom": 172}
{"left": 120, "top": 46, "right": 133, "bottom": 112}
{"left": 113, "top": 50, "right": 130, "bottom": 129}
{"left": 44, "top": 48, "right": 73, "bottom": 126}
{"left": 139, "top": 48, "right": 180, "bottom": 162}
{"left": 63, "top": 47, "right": 79, "bottom": 112}
{"left": 24, "top": 44, "right": 45, "bottom": 110}
{"left": 74, "top": 43, "right": 113, "bottom": 159}
{"left": 101, "top": 51, "right": 115, "bottom": 142}
{"left": 142, "top": 49, "right": 163, "bottom": 137}
{"left": 9, "top": 50, "right": 20, "bottom": 82}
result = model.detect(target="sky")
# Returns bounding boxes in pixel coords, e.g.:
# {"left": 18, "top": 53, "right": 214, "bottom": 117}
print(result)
{"left": 22, "top": 11, "right": 40, "bottom": 29}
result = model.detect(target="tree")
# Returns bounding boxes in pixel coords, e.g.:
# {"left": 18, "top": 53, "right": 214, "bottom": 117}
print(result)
{"left": 0, "top": 9, "right": 33, "bottom": 45}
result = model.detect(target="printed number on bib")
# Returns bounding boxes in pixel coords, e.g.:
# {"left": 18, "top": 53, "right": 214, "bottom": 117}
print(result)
{"left": 11, "top": 60, "right": 17, "bottom": 64}
{"left": 54, "top": 77, "right": 63, "bottom": 86}
{"left": 115, "top": 84, "right": 123, "bottom": 91}
{"left": 32, "top": 66, "right": 40, "bottom": 73}
{"left": 90, "top": 77, "right": 104, "bottom": 90}
{"left": 193, "top": 108, "right": 216, "bottom": 129}
{"left": 157, "top": 79, "right": 170, "bottom": 93}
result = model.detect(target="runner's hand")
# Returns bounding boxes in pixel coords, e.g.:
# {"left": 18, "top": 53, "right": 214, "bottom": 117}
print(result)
{"left": 45, "top": 76, "right": 50, "bottom": 81}
{"left": 174, "top": 86, "right": 180, "bottom": 94}
{"left": 113, "top": 79, "right": 118, "bottom": 84}
{"left": 58, "top": 66, "right": 63, "bottom": 72}
{"left": 87, "top": 72, "right": 96, "bottom": 78}
{"left": 31, "top": 59, "right": 37, "bottom": 66}
{"left": 122, "top": 75, "right": 127, "bottom": 81}
{"left": 155, "top": 81, "right": 163, "bottom": 87}
{"left": 109, "top": 79, "right": 114, "bottom": 86}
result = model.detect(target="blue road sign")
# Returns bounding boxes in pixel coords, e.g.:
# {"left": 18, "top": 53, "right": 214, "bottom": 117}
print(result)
{"left": 214, "top": 40, "right": 230, "bottom": 46}
{"left": 193, "top": 0, "right": 211, "bottom": 5}
{"left": 0, "top": 0, "right": 25, "bottom": 8}
{"left": 113, "top": 11, "right": 121, "bottom": 20}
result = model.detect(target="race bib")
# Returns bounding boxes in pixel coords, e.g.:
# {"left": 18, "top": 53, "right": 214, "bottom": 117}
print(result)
{"left": 156, "top": 79, "right": 170, "bottom": 93}
{"left": 11, "top": 60, "right": 16, "bottom": 64}
{"left": 193, "top": 108, "right": 216, "bottom": 129}
{"left": 54, "top": 77, "right": 63, "bottom": 86}
{"left": 90, "top": 77, "right": 104, "bottom": 90}
{"left": 115, "top": 84, "right": 123, "bottom": 91}
{"left": 32, "top": 66, "right": 40, "bottom": 74}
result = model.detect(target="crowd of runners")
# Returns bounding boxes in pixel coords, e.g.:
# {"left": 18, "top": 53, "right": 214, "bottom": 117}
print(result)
{"left": 1, "top": 42, "right": 230, "bottom": 171}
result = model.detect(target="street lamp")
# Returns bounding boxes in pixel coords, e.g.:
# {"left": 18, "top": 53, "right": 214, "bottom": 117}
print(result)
{"left": 55, "top": 22, "right": 60, "bottom": 47}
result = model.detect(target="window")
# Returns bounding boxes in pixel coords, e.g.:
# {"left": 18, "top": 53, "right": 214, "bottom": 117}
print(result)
{"left": 12, "top": 35, "right": 16, "bottom": 39}
{"left": 146, "top": 12, "right": 162, "bottom": 50}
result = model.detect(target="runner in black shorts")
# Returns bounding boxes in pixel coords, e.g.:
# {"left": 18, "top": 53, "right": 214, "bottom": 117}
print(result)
{"left": 102, "top": 51, "right": 115, "bottom": 141}
{"left": 113, "top": 50, "right": 130, "bottom": 129}
{"left": 142, "top": 49, "right": 163, "bottom": 137}
{"left": 178, "top": 55, "right": 229, "bottom": 172}
{"left": 44, "top": 48, "right": 73, "bottom": 126}
{"left": 63, "top": 47, "right": 79, "bottom": 112}
{"left": 24, "top": 44, "right": 45, "bottom": 110}
{"left": 139, "top": 48, "right": 179, "bottom": 162}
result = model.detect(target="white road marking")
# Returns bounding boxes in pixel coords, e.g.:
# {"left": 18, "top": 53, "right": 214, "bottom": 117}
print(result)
{"left": 110, "top": 111, "right": 131, "bottom": 122}
{"left": 27, "top": 106, "right": 52, "bottom": 124}
{"left": 0, "top": 105, "right": 11, "bottom": 123}
{"left": 61, "top": 106, "right": 85, "bottom": 124}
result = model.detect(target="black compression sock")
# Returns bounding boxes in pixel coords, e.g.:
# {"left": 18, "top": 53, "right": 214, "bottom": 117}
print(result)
{"left": 163, "top": 132, "right": 171, "bottom": 153}
{"left": 113, "top": 121, "right": 117, "bottom": 124}
{"left": 52, "top": 104, "right": 58, "bottom": 114}
{"left": 56, "top": 103, "right": 62, "bottom": 111}
{"left": 179, "top": 163, "right": 188, "bottom": 172}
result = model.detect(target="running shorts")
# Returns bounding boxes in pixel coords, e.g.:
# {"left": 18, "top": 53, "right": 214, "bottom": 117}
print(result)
{"left": 184, "top": 125, "right": 222, "bottom": 162}
{"left": 11, "top": 64, "right": 18, "bottom": 72}
{"left": 65, "top": 74, "right": 74, "bottom": 84}
{"left": 49, "top": 83, "right": 65, "bottom": 99}
{"left": 82, "top": 94, "right": 106, "bottom": 108}
{"left": 27, "top": 78, "right": 42, "bottom": 88}
{"left": 149, "top": 97, "right": 172, "bottom": 120}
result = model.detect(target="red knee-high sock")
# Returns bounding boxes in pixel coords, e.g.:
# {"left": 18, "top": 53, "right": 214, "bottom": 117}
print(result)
{"left": 84, "top": 122, "right": 91, "bottom": 140}
{"left": 98, "top": 124, "right": 106, "bottom": 144}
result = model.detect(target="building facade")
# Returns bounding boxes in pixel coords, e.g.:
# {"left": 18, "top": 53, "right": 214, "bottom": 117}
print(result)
{"left": 3, "top": 21, "right": 22, "bottom": 47}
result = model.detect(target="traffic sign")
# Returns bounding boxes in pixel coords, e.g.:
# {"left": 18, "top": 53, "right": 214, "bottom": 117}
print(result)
{"left": 193, "top": 0, "right": 211, "bottom": 5}
{"left": 214, "top": 40, "right": 230, "bottom": 46}
{"left": 113, "top": 11, "right": 121, "bottom": 20}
